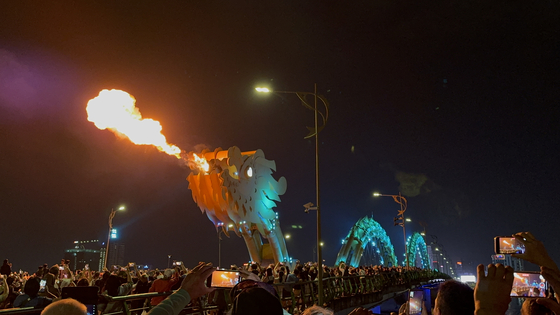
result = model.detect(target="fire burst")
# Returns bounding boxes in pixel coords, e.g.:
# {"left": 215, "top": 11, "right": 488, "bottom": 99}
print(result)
{"left": 86, "top": 89, "right": 182, "bottom": 158}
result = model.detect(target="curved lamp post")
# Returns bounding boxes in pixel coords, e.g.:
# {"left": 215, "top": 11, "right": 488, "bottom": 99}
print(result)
{"left": 373, "top": 192, "right": 409, "bottom": 267}
{"left": 104, "top": 205, "right": 125, "bottom": 270}
{"left": 256, "top": 84, "right": 329, "bottom": 306}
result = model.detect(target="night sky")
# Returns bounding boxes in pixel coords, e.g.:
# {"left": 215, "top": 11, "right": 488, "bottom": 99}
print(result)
{"left": 1, "top": 1, "right": 559, "bottom": 274}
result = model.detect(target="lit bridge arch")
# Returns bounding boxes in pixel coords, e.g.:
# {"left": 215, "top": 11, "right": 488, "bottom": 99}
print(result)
{"left": 335, "top": 216, "right": 398, "bottom": 267}
{"left": 406, "top": 232, "right": 430, "bottom": 268}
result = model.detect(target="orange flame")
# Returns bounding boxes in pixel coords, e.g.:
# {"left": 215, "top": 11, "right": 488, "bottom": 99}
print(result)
{"left": 192, "top": 153, "right": 210, "bottom": 173}
{"left": 86, "top": 89, "right": 182, "bottom": 158}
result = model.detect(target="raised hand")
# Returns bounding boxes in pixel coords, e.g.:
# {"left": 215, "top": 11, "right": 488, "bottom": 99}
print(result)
{"left": 511, "top": 232, "right": 558, "bottom": 271}
{"left": 474, "top": 264, "right": 514, "bottom": 315}
{"left": 180, "top": 262, "right": 215, "bottom": 300}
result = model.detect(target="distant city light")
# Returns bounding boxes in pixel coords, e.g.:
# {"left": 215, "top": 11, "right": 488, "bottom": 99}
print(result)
{"left": 460, "top": 275, "right": 476, "bottom": 283}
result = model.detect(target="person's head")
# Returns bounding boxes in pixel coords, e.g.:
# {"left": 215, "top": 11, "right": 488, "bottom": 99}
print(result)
{"left": 163, "top": 268, "right": 174, "bottom": 279}
{"left": 2, "top": 259, "right": 8, "bottom": 265}
{"left": 49, "top": 265, "right": 60, "bottom": 277}
{"left": 23, "top": 277, "right": 41, "bottom": 297}
{"left": 41, "top": 298, "right": 87, "bottom": 315}
{"left": 230, "top": 284, "right": 283, "bottom": 315}
{"left": 102, "top": 271, "right": 110, "bottom": 280}
{"left": 139, "top": 274, "right": 148, "bottom": 283}
{"left": 302, "top": 305, "right": 334, "bottom": 315}
{"left": 76, "top": 278, "right": 90, "bottom": 287}
{"left": 104, "top": 275, "right": 121, "bottom": 296}
{"left": 521, "top": 299, "right": 554, "bottom": 315}
{"left": 433, "top": 280, "right": 474, "bottom": 315}
{"left": 117, "top": 270, "right": 128, "bottom": 283}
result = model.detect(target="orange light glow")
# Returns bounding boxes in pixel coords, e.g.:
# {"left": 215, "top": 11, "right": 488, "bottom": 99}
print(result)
{"left": 86, "top": 89, "right": 181, "bottom": 158}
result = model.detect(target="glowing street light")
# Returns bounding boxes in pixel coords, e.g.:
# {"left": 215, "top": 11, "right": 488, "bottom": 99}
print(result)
{"left": 105, "top": 205, "right": 125, "bottom": 269}
{"left": 256, "top": 85, "right": 329, "bottom": 305}
{"left": 373, "top": 192, "right": 409, "bottom": 267}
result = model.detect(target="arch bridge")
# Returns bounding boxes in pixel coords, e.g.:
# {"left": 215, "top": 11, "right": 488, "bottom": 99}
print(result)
{"left": 335, "top": 216, "right": 432, "bottom": 269}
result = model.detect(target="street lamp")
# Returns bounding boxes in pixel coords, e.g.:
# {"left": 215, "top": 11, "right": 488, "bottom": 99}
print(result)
{"left": 168, "top": 255, "right": 172, "bottom": 269}
{"left": 217, "top": 223, "right": 234, "bottom": 268}
{"left": 256, "top": 84, "right": 329, "bottom": 305}
{"left": 373, "top": 192, "right": 409, "bottom": 267}
{"left": 104, "top": 205, "right": 125, "bottom": 270}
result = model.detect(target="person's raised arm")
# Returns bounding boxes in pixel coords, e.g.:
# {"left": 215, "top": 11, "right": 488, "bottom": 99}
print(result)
{"left": 126, "top": 266, "right": 133, "bottom": 284}
{"left": 533, "top": 266, "right": 560, "bottom": 314}
{"left": 474, "top": 264, "right": 514, "bottom": 315}
{"left": 178, "top": 263, "right": 187, "bottom": 274}
{"left": 512, "top": 232, "right": 559, "bottom": 272}
{"left": 64, "top": 264, "right": 75, "bottom": 281}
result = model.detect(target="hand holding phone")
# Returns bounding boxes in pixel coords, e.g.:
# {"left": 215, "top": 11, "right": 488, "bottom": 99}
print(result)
{"left": 511, "top": 232, "right": 559, "bottom": 272}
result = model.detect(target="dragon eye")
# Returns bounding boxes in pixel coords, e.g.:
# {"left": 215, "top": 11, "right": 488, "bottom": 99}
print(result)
{"left": 246, "top": 166, "right": 253, "bottom": 178}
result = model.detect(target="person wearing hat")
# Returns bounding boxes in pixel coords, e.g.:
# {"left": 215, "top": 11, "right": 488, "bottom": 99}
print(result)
{"left": 149, "top": 267, "right": 180, "bottom": 306}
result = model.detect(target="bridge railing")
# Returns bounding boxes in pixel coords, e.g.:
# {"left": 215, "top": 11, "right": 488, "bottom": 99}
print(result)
{"left": 0, "top": 270, "right": 449, "bottom": 315}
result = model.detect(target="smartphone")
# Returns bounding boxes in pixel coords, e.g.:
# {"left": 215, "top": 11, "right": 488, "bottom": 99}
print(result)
{"left": 207, "top": 270, "right": 241, "bottom": 288}
{"left": 84, "top": 264, "right": 89, "bottom": 270}
{"left": 172, "top": 261, "right": 177, "bottom": 266}
{"left": 408, "top": 290, "right": 424, "bottom": 315}
{"left": 39, "top": 279, "right": 46, "bottom": 293}
{"left": 176, "top": 261, "right": 182, "bottom": 266}
{"left": 59, "top": 266, "right": 64, "bottom": 271}
{"left": 511, "top": 271, "right": 547, "bottom": 297}
{"left": 85, "top": 304, "right": 97, "bottom": 315}
{"left": 494, "top": 236, "right": 525, "bottom": 254}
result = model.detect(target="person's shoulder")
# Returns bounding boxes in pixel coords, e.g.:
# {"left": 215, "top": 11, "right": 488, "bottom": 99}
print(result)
{"left": 13, "top": 294, "right": 29, "bottom": 306}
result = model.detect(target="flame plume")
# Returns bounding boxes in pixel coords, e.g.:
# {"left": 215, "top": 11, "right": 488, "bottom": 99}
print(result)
{"left": 86, "top": 89, "right": 182, "bottom": 158}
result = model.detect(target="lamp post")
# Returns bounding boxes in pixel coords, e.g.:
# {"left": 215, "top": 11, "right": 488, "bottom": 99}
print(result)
{"left": 104, "top": 205, "right": 125, "bottom": 270}
{"left": 373, "top": 192, "right": 409, "bottom": 267}
{"left": 168, "top": 255, "right": 172, "bottom": 269}
{"left": 218, "top": 223, "right": 234, "bottom": 269}
{"left": 256, "top": 85, "right": 329, "bottom": 306}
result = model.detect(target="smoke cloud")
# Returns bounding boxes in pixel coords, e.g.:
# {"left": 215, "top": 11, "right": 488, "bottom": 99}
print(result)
{"left": 0, "top": 49, "right": 37, "bottom": 114}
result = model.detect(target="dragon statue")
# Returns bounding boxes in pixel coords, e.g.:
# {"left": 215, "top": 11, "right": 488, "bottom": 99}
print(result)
{"left": 186, "top": 146, "right": 290, "bottom": 264}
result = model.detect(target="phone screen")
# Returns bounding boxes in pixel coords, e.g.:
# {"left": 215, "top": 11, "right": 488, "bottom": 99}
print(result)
{"left": 85, "top": 304, "right": 97, "bottom": 315}
{"left": 408, "top": 290, "right": 423, "bottom": 315}
{"left": 511, "top": 272, "right": 547, "bottom": 297}
{"left": 496, "top": 237, "right": 525, "bottom": 254}
{"left": 209, "top": 271, "right": 240, "bottom": 288}
{"left": 39, "top": 279, "right": 46, "bottom": 292}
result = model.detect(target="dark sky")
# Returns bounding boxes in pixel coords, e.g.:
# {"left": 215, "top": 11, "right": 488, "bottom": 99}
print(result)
{"left": 1, "top": 1, "right": 559, "bottom": 274}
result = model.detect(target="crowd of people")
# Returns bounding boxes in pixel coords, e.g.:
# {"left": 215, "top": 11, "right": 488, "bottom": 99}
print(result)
{"left": 0, "top": 231, "right": 559, "bottom": 315}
